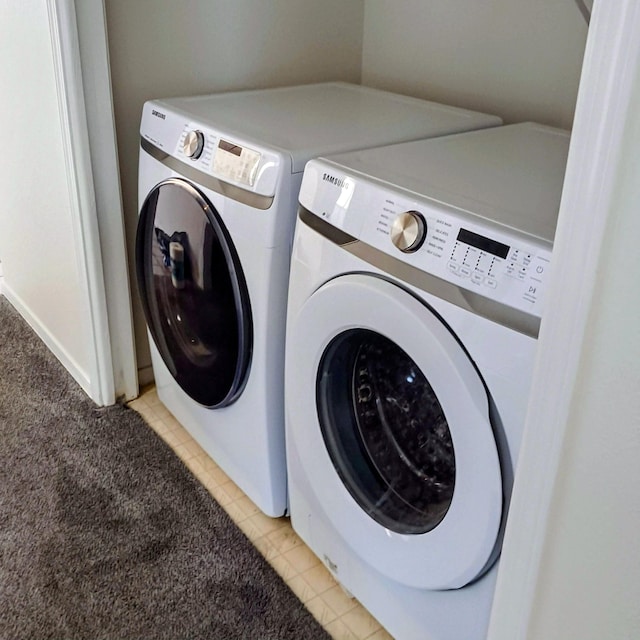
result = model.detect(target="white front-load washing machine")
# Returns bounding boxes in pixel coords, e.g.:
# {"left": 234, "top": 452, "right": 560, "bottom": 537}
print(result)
{"left": 285, "top": 123, "right": 570, "bottom": 637}
{"left": 135, "top": 82, "right": 502, "bottom": 517}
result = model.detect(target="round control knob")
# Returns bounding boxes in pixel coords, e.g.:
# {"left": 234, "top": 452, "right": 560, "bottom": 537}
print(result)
{"left": 390, "top": 211, "right": 427, "bottom": 253}
{"left": 183, "top": 130, "right": 204, "bottom": 159}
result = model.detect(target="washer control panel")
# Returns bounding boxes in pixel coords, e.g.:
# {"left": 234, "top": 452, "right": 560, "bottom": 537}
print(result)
{"left": 300, "top": 159, "right": 553, "bottom": 318}
{"left": 410, "top": 210, "right": 545, "bottom": 309}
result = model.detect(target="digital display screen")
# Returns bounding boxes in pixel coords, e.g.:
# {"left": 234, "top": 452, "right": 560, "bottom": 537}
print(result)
{"left": 218, "top": 139, "right": 242, "bottom": 156}
{"left": 457, "top": 228, "right": 510, "bottom": 259}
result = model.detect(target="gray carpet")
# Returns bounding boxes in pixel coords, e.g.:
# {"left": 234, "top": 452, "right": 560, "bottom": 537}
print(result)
{"left": 0, "top": 296, "right": 329, "bottom": 640}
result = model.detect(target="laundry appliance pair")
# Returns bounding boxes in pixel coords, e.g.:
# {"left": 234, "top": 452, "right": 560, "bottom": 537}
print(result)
{"left": 135, "top": 82, "right": 503, "bottom": 518}
{"left": 284, "top": 122, "right": 570, "bottom": 639}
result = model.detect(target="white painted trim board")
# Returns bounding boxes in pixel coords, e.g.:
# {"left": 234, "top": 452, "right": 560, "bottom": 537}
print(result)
{"left": 46, "top": 0, "right": 114, "bottom": 405}
{"left": 488, "top": 1, "right": 640, "bottom": 637}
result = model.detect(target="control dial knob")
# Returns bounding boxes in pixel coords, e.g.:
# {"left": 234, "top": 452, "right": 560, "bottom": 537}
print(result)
{"left": 183, "top": 130, "right": 205, "bottom": 159}
{"left": 390, "top": 211, "right": 427, "bottom": 253}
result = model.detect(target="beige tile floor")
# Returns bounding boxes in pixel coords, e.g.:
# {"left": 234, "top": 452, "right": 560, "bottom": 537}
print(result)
{"left": 128, "top": 386, "right": 393, "bottom": 640}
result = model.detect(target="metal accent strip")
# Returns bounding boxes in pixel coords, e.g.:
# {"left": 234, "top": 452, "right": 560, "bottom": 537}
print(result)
{"left": 298, "top": 206, "right": 540, "bottom": 338}
{"left": 140, "top": 137, "right": 274, "bottom": 210}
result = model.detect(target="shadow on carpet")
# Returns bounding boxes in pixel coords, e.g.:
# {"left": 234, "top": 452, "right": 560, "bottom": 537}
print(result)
{"left": 0, "top": 297, "right": 329, "bottom": 639}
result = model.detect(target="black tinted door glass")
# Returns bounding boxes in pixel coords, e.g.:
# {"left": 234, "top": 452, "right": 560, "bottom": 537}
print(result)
{"left": 136, "top": 179, "right": 252, "bottom": 408}
{"left": 317, "top": 330, "right": 455, "bottom": 534}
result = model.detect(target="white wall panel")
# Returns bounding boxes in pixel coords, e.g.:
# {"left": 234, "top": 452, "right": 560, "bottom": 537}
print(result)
{"left": 362, "top": 0, "right": 587, "bottom": 129}
{"left": 0, "top": 0, "right": 93, "bottom": 393}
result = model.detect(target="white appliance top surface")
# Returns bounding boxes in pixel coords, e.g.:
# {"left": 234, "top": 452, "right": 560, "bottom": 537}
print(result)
{"left": 322, "top": 123, "right": 570, "bottom": 243}
{"left": 153, "top": 82, "right": 501, "bottom": 172}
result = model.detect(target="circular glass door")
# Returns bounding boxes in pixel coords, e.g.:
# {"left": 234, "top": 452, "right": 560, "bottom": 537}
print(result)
{"left": 317, "top": 329, "right": 456, "bottom": 535}
{"left": 136, "top": 178, "right": 252, "bottom": 408}
{"left": 286, "top": 273, "right": 503, "bottom": 589}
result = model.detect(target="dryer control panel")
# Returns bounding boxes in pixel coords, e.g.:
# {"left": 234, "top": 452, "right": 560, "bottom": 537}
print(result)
{"left": 140, "top": 100, "right": 281, "bottom": 197}
{"left": 176, "top": 126, "right": 264, "bottom": 188}
{"left": 300, "top": 159, "right": 554, "bottom": 319}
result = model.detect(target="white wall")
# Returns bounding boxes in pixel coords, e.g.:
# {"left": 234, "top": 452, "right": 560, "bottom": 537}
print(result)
{"left": 0, "top": 0, "right": 94, "bottom": 393}
{"left": 103, "top": 0, "right": 365, "bottom": 382}
{"left": 362, "top": 0, "right": 587, "bottom": 129}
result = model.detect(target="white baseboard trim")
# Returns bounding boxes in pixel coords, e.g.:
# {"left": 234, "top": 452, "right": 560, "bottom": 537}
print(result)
{"left": 2, "top": 283, "right": 92, "bottom": 400}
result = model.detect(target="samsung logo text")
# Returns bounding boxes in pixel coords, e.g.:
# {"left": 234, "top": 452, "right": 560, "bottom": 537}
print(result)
{"left": 323, "top": 173, "right": 350, "bottom": 189}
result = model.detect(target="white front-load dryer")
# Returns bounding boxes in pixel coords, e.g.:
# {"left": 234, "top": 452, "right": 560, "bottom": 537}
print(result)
{"left": 285, "top": 123, "right": 570, "bottom": 637}
{"left": 135, "top": 82, "right": 502, "bottom": 517}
